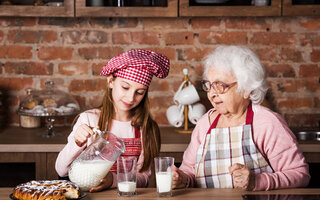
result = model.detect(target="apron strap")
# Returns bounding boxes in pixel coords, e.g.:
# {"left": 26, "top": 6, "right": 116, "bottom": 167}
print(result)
{"left": 207, "top": 102, "right": 253, "bottom": 134}
{"left": 245, "top": 103, "right": 253, "bottom": 125}
{"left": 134, "top": 127, "right": 141, "bottom": 138}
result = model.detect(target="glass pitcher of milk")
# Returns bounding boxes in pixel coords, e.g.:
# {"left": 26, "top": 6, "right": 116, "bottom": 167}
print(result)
{"left": 68, "top": 131, "right": 125, "bottom": 191}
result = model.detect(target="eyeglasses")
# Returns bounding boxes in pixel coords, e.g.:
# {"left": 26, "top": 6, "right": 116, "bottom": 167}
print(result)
{"left": 201, "top": 80, "right": 237, "bottom": 94}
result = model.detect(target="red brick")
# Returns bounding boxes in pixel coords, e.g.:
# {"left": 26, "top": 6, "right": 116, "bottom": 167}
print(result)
{"left": 131, "top": 32, "right": 160, "bottom": 45}
{"left": 88, "top": 18, "right": 116, "bottom": 28}
{"left": 8, "top": 95, "right": 19, "bottom": 107}
{"left": 38, "top": 18, "right": 77, "bottom": 27}
{"left": 269, "top": 79, "right": 298, "bottom": 93}
{"left": 0, "top": 46, "right": 8, "bottom": 58}
{"left": 92, "top": 62, "right": 106, "bottom": 76}
{"left": 280, "top": 48, "right": 303, "bottom": 62}
{"left": 299, "top": 18, "right": 320, "bottom": 31}
{"left": 7, "top": 30, "right": 58, "bottom": 44}
{"left": 149, "top": 79, "right": 169, "bottom": 92}
{"left": 225, "top": 17, "right": 271, "bottom": 30}
{"left": 194, "top": 64, "right": 205, "bottom": 77}
{"left": 181, "top": 48, "right": 212, "bottom": 62}
{"left": 87, "top": 95, "right": 104, "bottom": 108}
{"left": 38, "top": 46, "right": 73, "bottom": 60}
{"left": 78, "top": 47, "right": 123, "bottom": 60}
{"left": 61, "top": 30, "right": 109, "bottom": 44}
{"left": 73, "top": 95, "right": 87, "bottom": 110}
{"left": 297, "top": 78, "right": 320, "bottom": 92}
{"left": 58, "top": 62, "right": 89, "bottom": 75}
{"left": 169, "top": 63, "right": 193, "bottom": 76}
{"left": 0, "top": 30, "right": 3, "bottom": 42}
{"left": 117, "top": 18, "right": 139, "bottom": 28}
{"left": 0, "top": 17, "right": 36, "bottom": 26}
{"left": 299, "top": 64, "right": 320, "bottom": 77}
{"left": 164, "top": 32, "right": 194, "bottom": 45}
{"left": 265, "top": 64, "right": 296, "bottom": 78}
{"left": 199, "top": 31, "right": 247, "bottom": 45}
{"left": 40, "top": 78, "right": 65, "bottom": 90}
{"left": 311, "top": 49, "right": 320, "bottom": 62}
{"left": 278, "top": 98, "right": 312, "bottom": 109}
{"left": 301, "top": 33, "right": 320, "bottom": 47}
{"left": 8, "top": 45, "right": 32, "bottom": 59}
{"left": 5, "top": 62, "right": 53, "bottom": 75}
{"left": 112, "top": 32, "right": 160, "bottom": 45}
{"left": 191, "top": 18, "right": 221, "bottom": 29}
{"left": 285, "top": 113, "right": 320, "bottom": 127}
{"left": 254, "top": 48, "right": 279, "bottom": 62}
{"left": 145, "top": 47, "right": 176, "bottom": 61}
{"left": 69, "top": 79, "right": 106, "bottom": 92}
{"left": 314, "top": 97, "right": 320, "bottom": 109}
{"left": 0, "top": 78, "right": 33, "bottom": 91}
{"left": 141, "top": 18, "right": 188, "bottom": 30}
{"left": 149, "top": 95, "right": 173, "bottom": 124}
{"left": 251, "top": 32, "right": 296, "bottom": 45}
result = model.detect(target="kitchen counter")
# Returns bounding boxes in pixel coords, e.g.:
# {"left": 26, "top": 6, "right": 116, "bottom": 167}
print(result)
{"left": 1, "top": 188, "right": 320, "bottom": 200}
{"left": 0, "top": 126, "right": 319, "bottom": 184}
{"left": 1, "top": 126, "right": 319, "bottom": 153}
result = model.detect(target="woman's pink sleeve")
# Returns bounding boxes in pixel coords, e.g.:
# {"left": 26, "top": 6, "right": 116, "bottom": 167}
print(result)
{"left": 253, "top": 111, "right": 310, "bottom": 191}
{"left": 179, "top": 120, "right": 207, "bottom": 187}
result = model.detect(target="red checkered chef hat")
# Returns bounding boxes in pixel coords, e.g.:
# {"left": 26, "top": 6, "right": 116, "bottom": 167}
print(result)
{"left": 100, "top": 49, "right": 170, "bottom": 87}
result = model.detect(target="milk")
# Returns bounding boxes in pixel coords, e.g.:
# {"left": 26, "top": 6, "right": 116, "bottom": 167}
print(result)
{"left": 69, "top": 159, "right": 114, "bottom": 191}
{"left": 156, "top": 172, "right": 173, "bottom": 193}
{"left": 118, "top": 181, "right": 136, "bottom": 192}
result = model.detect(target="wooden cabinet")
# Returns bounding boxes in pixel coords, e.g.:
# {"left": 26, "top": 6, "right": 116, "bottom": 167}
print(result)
{"left": 75, "top": 0, "right": 178, "bottom": 17}
{"left": 179, "top": 0, "right": 282, "bottom": 16}
{"left": 0, "top": 0, "right": 74, "bottom": 17}
{"left": 282, "top": 0, "right": 320, "bottom": 16}
{"left": 0, "top": 0, "right": 319, "bottom": 17}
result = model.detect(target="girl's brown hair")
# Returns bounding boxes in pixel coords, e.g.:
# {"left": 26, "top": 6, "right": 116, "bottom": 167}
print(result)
{"left": 98, "top": 78, "right": 161, "bottom": 172}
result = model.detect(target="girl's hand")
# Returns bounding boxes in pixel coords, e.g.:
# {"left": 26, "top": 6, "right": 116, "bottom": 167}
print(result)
{"left": 172, "top": 165, "right": 188, "bottom": 189}
{"left": 74, "top": 124, "right": 95, "bottom": 147}
{"left": 228, "top": 163, "right": 255, "bottom": 191}
{"left": 89, "top": 172, "right": 113, "bottom": 192}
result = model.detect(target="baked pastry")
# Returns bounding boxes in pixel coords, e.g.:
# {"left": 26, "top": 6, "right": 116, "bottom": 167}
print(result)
{"left": 12, "top": 180, "right": 80, "bottom": 200}
{"left": 42, "top": 98, "right": 57, "bottom": 108}
{"left": 24, "top": 100, "right": 39, "bottom": 109}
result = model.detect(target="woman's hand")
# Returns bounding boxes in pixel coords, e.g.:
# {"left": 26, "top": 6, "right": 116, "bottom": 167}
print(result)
{"left": 172, "top": 166, "right": 188, "bottom": 189}
{"left": 74, "top": 124, "right": 95, "bottom": 147}
{"left": 228, "top": 163, "right": 255, "bottom": 191}
{"left": 89, "top": 171, "right": 113, "bottom": 192}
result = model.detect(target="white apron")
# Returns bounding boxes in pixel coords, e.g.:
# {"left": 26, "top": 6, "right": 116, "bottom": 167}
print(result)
{"left": 195, "top": 104, "right": 273, "bottom": 188}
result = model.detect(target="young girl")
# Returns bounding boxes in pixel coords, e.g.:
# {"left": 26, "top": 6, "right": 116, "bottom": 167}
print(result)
{"left": 55, "top": 49, "right": 170, "bottom": 192}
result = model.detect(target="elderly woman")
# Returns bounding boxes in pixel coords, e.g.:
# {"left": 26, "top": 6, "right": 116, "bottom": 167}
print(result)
{"left": 172, "top": 45, "right": 310, "bottom": 191}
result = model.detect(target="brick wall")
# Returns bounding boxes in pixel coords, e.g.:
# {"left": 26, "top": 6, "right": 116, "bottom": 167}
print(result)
{"left": 0, "top": 16, "right": 319, "bottom": 128}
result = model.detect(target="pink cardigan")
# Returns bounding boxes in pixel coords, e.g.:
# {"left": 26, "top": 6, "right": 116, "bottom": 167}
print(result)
{"left": 179, "top": 104, "right": 310, "bottom": 191}
{"left": 55, "top": 109, "right": 151, "bottom": 188}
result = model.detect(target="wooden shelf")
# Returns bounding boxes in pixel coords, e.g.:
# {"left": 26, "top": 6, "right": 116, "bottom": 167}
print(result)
{"left": 283, "top": 0, "right": 320, "bottom": 16}
{"left": 75, "top": 0, "right": 178, "bottom": 17}
{"left": 179, "top": 0, "right": 282, "bottom": 16}
{"left": 0, "top": 0, "right": 74, "bottom": 17}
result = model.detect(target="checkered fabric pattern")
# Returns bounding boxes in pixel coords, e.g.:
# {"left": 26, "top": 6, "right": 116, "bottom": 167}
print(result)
{"left": 195, "top": 111, "right": 273, "bottom": 188}
{"left": 100, "top": 49, "right": 170, "bottom": 87}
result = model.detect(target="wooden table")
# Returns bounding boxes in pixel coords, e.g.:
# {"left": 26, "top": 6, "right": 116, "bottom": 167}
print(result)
{"left": 1, "top": 188, "right": 320, "bottom": 200}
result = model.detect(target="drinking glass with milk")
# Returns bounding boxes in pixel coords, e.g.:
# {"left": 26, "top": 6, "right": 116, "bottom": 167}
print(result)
{"left": 68, "top": 131, "right": 125, "bottom": 191}
{"left": 154, "top": 157, "right": 175, "bottom": 197}
{"left": 117, "top": 156, "right": 137, "bottom": 196}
